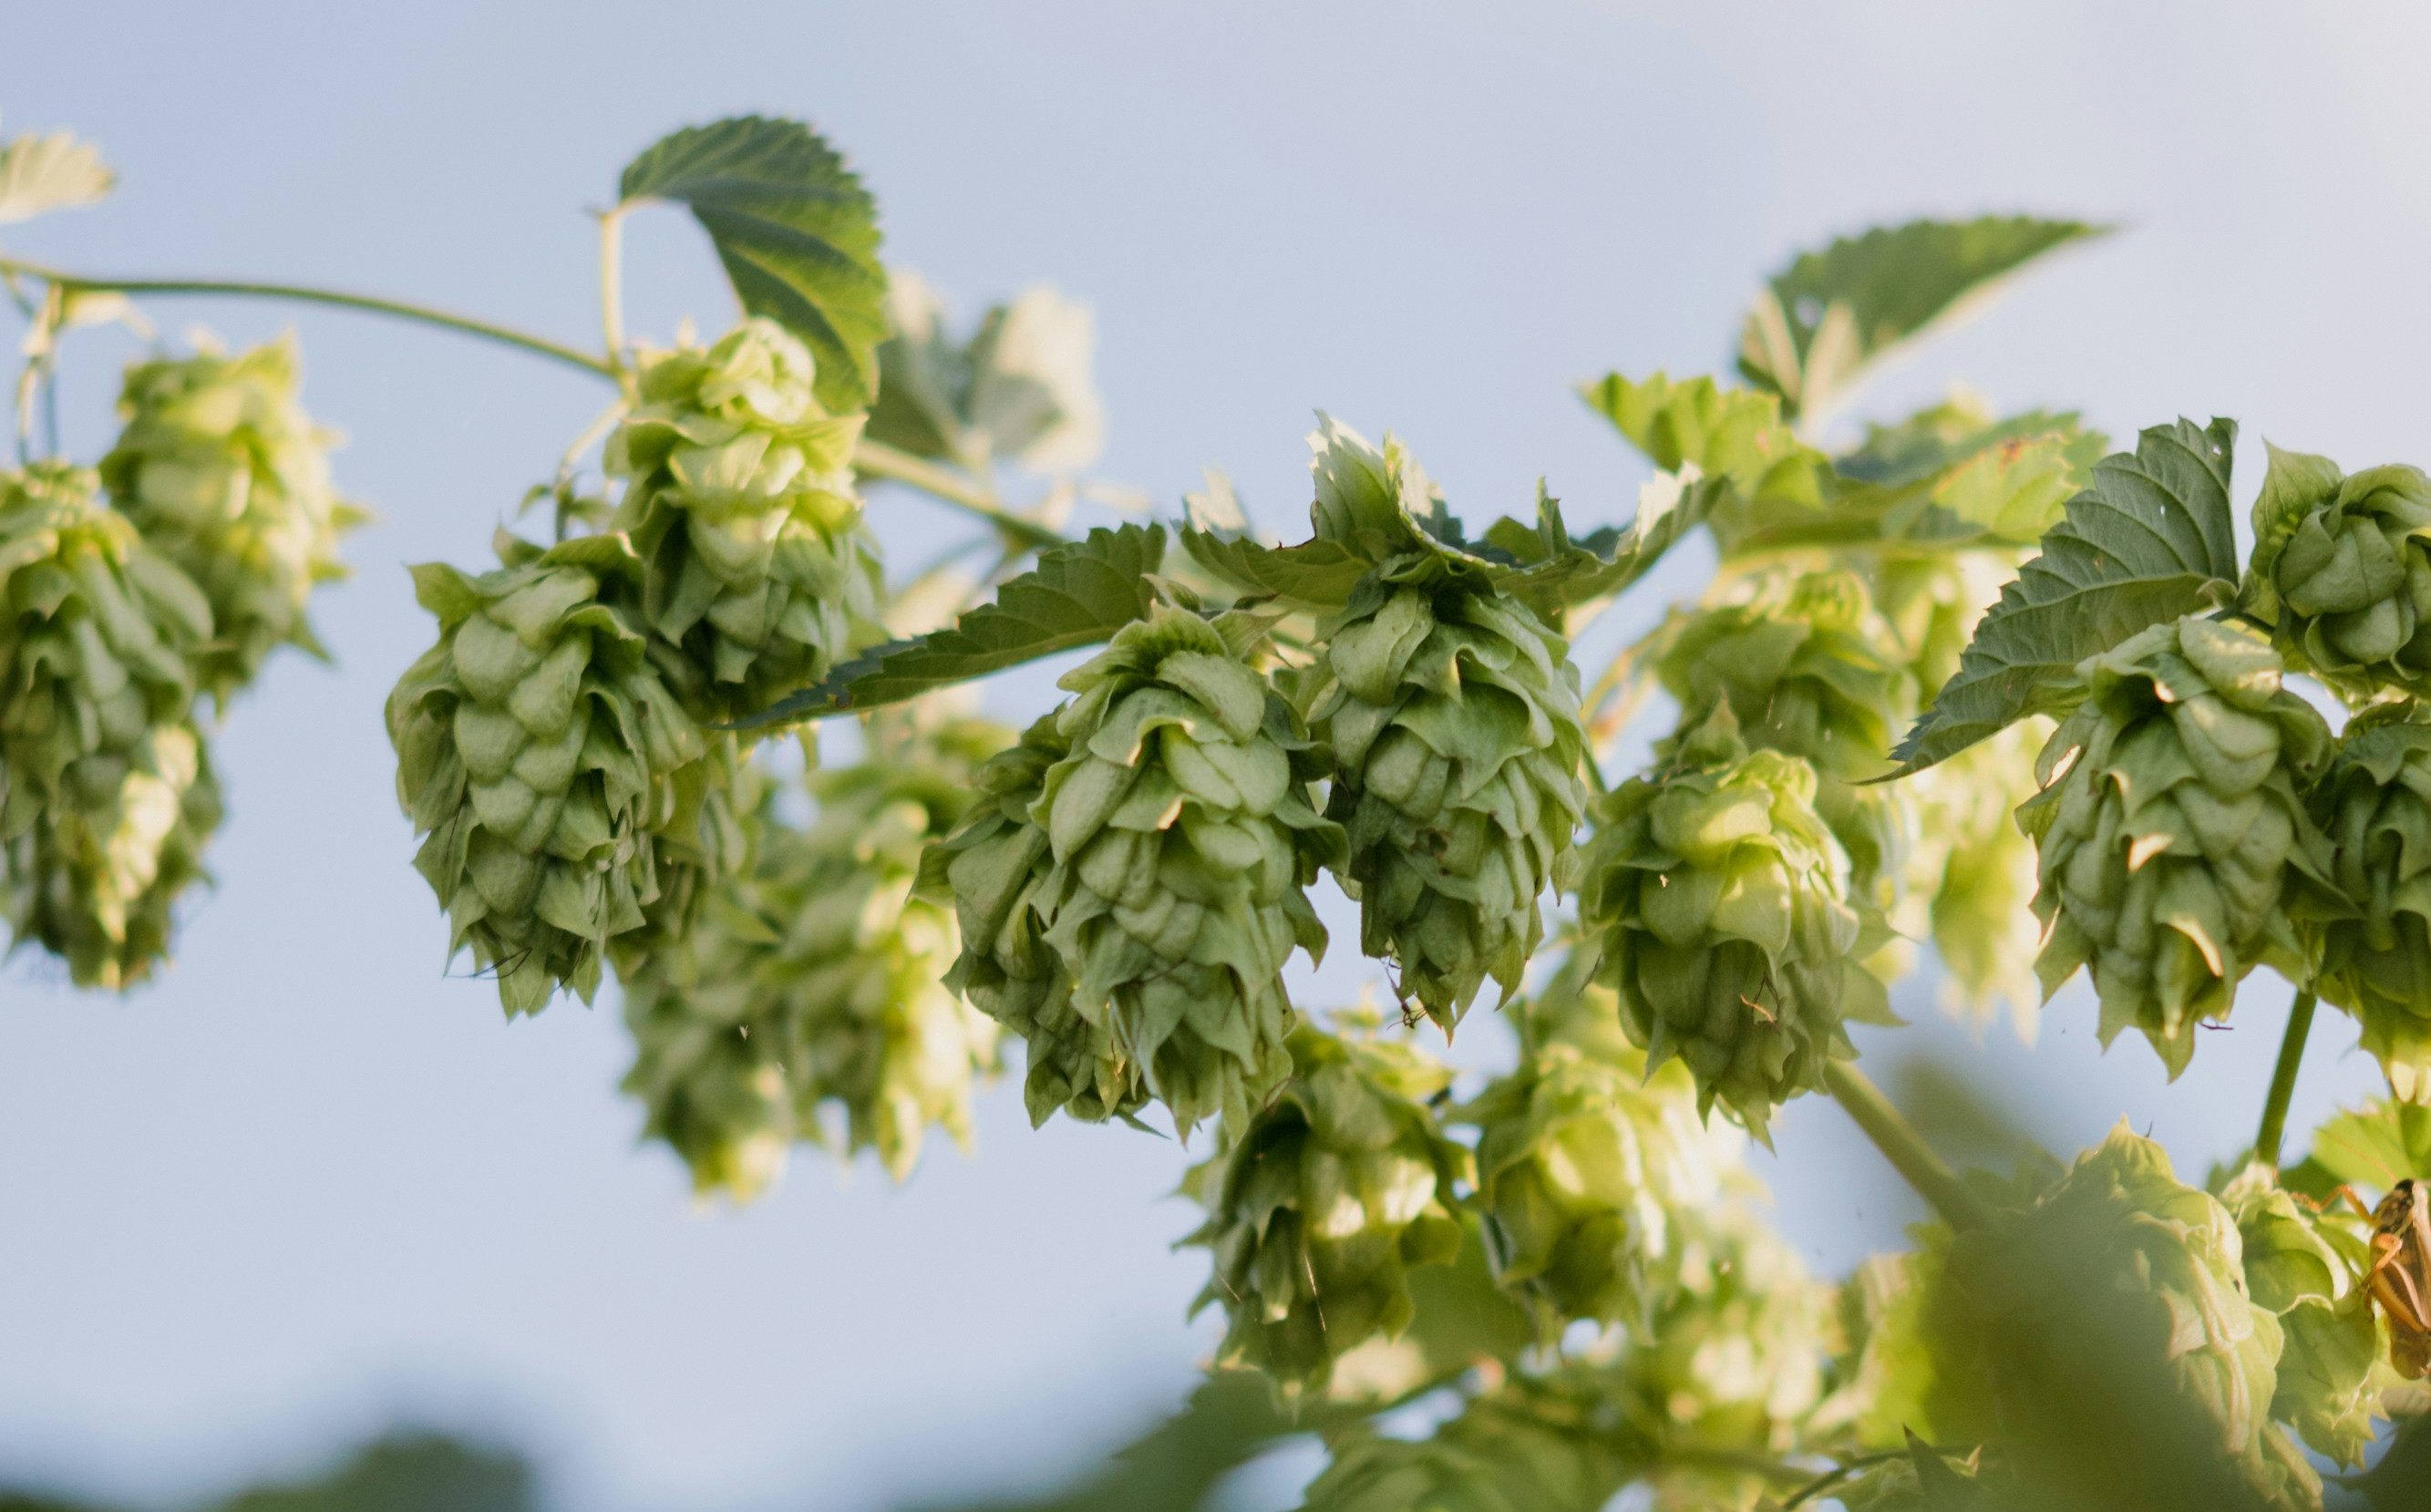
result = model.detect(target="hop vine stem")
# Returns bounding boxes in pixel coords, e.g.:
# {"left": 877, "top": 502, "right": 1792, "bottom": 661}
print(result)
{"left": 1823, "top": 1060, "right": 1993, "bottom": 1232}
{"left": 2255, "top": 989, "right": 2317, "bottom": 1169}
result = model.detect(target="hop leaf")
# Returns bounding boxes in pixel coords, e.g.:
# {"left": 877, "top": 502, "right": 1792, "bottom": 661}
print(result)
{"left": 1580, "top": 704, "right": 1889, "bottom": 1140}
{"left": 1180, "top": 1018, "right": 1466, "bottom": 1397}
{"left": 0, "top": 464, "right": 219, "bottom": 989}
{"left": 867, "top": 269, "right": 1107, "bottom": 476}
{"left": 603, "top": 318, "right": 886, "bottom": 722}
{"left": 2017, "top": 615, "right": 2333, "bottom": 1077}
{"left": 99, "top": 335, "right": 364, "bottom": 707}
{"left": 386, "top": 534, "right": 707, "bottom": 1015}
{"left": 2219, "top": 1165, "right": 2384, "bottom": 1467}
{"left": 2244, "top": 445, "right": 2431, "bottom": 701}
{"left": 621, "top": 714, "right": 1008, "bottom": 1198}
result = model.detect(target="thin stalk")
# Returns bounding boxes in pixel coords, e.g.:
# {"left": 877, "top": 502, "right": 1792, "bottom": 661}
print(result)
{"left": 1824, "top": 1060, "right": 1993, "bottom": 1232}
{"left": 855, "top": 437, "right": 1068, "bottom": 550}
{"left": 2255, "top": 989, "right": 2318, "bottom": 1169}
{"left": 596, "top": 207, "right": 629, "bottom": 371}
{"left": 0, "top": 256, "right": 615, "bottom": 381}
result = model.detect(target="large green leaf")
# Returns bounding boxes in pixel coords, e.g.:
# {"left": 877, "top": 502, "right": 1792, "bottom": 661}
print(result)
{"left": 0, "top": 127, "right": 112, "bottom": 225}
{"left": 619, "top": 116, "right": 888, "bottom": 414}
{"left": 1885, "top": 417, "right": 2241, "bottom": 777}
{"left": 1738, "top": 216, "right": 2108, "bottom": 419}
{"left": 1728, "top": 412, "right": 2104, "bottom": 556}
{"left": 738, "top": 524, "right": 1167, "bottom": 725}
{"left": 2283, "top": 1097, "right": 2431, "bottom": 1201}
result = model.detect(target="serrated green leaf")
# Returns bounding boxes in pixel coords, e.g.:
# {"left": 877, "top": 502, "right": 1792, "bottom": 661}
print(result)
{"left": 2284, "top": 1098, "right": 2431, "bottom": 1198}
{"left": 619, "top": 116, "right": 887, "bottom": 414}
{"left": 737, "top": 523, "right": 1166, "bottom": 726}
{"left": 1739, "top": 216, "right": 2108, "bottom": 419}
{"left": 1181, "top": 530, "right": 1374, "bottom": 607}
{"left": 1580, "top": 370, "right": 1826, "bottom": 505}
{"left": 0, "top": 129, "right": 113, "bottom": 225}
{"left": 1885, "top": 417, "right": 2241, "bottom": 777}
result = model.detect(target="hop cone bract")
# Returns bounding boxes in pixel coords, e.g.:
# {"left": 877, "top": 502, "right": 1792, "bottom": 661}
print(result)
{"left": 2220, "top": 1164, "right": 2382, "bottom": 1467}
{"left": 0, "top": 464, "right": 219, "bottom": 987}
{"left": 2312, "top": 715, "right": 2431, "bottom": 1097}
{"left": 1181, "top": 1018, "right": 1466, "bottom": 1395}
{"left": 622, "top": 715, "right": 1006, "bottom": 1198}
{"left": 2019, "top": 616, "right": 2333, "bottom": 1076}
{"left": 1580, "top": 703, "right": 1887, "bottom": 1138}
{"left": 387, "top": 534, "right": 706, "bottom": 1014}
{"left": 604, "top": 318, "right": 884, "bottom": 721}
{"left": 1316, "top": 556, "right": 1587, "bottom": 1033}
{"left": 2247, "top": 447, "right": 2431, "bottom": 699}
{"left": 98, "top": 335, "right": 360, "bottom": 705}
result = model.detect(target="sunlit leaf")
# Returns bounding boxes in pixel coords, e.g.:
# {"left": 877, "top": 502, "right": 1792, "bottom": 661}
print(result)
{"left": 0, "top": 129, "right": 113, "bottom": 225}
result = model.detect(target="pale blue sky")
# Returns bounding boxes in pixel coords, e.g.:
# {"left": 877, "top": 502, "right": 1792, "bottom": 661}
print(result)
{"left": 2, "top": 3, "right": 2427, "bottom": 1508}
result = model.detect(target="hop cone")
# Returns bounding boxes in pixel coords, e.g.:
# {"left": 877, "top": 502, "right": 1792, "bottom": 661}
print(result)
{"left": 1315, "top": 556, "right": 1587, "bottom": 1032}
{"left": 2311, "top": 715, "right": 2431, "bottom": 1096}
{"left": 0, "top": 464, "right": 219, "bottom": 987}
{"left": 604, "top": 318, "right": 884, "bottom": 721}
{"left": 1462, "top": 972, "right": 1739, "bottom": 1329}
{"left": 1180, "top": 1018, "right": 1466, "bottom": 1396}
{"left": 2219, "top": 1165, "right": 2382, "bottom": 1467}
{"left": 2247, "top": 449, "right": 2431, "bottom": 699}
{"left": 622, "top": 716, "right": 1006, "bottom": 1199}
{"left": 1580, "top": 703, "right": 1888, "bottom": 1138}
{"left": 1943, "top": 1123, "right": 2313, "bottom": 1512}
{"left": 2019, "top": 616, "right": 2333, "bottom": 1077}
{"left": 387, "top": 533, "right": 706, "bottom": 1014}
{"left": 930, "top": 607, "right": 1342, "bottom": 1133}
{"left": 98, "top": 335, "right": 361, "bottom": 705}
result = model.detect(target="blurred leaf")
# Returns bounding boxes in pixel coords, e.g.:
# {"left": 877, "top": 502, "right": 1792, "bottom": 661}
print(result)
{"left": 741, "top": 523, "right": 1167, "bottom": 725}
{"left": 213, "top": 1435, "right": 532, "bottom": 1512}
{"left": 620, "top": 116, "right": 888, "bottom": 413}
{"left": 1580, "top": 370, "right": 1827, "bottom": 507}
{"left": 0, "top": 128, "right": 113, "bottom": 225}
{"left": 1738, "top": 216, "right": 2108, "bottom": 419}
{"left": 1886, "top": 417, "right": 2240, "bottom": 777}
{"left": 2286, "top": 1098, "right": 2431, "bottom": 1201}
{"left": 868, "top": 271, "right": 1107, "bottom": 475}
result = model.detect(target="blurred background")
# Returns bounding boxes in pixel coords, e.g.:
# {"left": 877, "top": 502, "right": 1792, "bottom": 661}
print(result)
{"left": 2, "top": 1, "right": 2427, "bottom": 1507}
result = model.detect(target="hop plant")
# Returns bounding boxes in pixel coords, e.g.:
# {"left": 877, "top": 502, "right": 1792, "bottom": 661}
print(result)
{"left": 2246, "top": 448, "right": 2431, "bottom": 699}
{"left": 622, "top": 714, "right": 1007, "bottom": 1199}
{"left": 1314, "top": 558, "right": 1588, "bottom": 1034}
{"left": 1180, "top": 1017, "right": 1466, "bottom": 1396}
{"left": 1580, "top": 702, "right": 1888, "bottom": 1138}
{"left": 1905, "top": 723, "right": 2048, "bottom": 1031}
{"left": 98, "top": 335, "right": 361, "bottom": 706}
{"left": 2219, "top": 1165, "right": 2383, "bottom": 1467}
{"left": 603, "top": 318, "right": 885, "bottom": 721}
{"left": 929, "top": 607, "right": 1341, "bottom": 1133}
{"left": 2018, "top": 615, "right": 2333, "bottom": 1077}
{"left": 1462, "top": 972, "right": 1740, "bottom": 1329}
{"left": 2310, "top": 715, "right": 2431, "bottom": 1097}
{"left": 1943, "top": 1123, "right": 2313, "bottom": 1512}
{"left": 0, "top": 463, "right": 219, "bottom": 988}
{"left": 1299, "top": 1379, "right": 1629, "bottom": 1512}
{"left": 386, "top": 533, "right": 706, "bottom": 1014}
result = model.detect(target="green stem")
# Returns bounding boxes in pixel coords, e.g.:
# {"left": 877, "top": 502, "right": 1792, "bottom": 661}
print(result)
{"left": 854, "top": 437, "right": 1068, "bottom": 550}
{"left": 0, "top": 256, "right": 616, "bottom": 380}
{"left": 1824, "top": 1060, "right": 1993, "bottom": 1232}
{"left": 596, "top": 207, "right": 630, "bottom": 371}
{"left": 2256, "top": 989, "right": 2318, "bottom": 1169}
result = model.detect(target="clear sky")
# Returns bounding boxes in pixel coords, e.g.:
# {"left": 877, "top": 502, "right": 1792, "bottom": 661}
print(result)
{"left": 1, "top": 3, "right": 2427, "bottom": 1508}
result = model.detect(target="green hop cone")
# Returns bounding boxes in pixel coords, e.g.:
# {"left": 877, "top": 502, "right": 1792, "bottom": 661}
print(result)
{"left": 2246, "top": 445, "right": 2431, "bottom": 700}
{"left": 2311, "top": 715, "right": 2431, "bottom": 1098}
{"left": 2219, "top": 1164, "right": 2383, "bottom": 1467}
{"left": 622, "top": 714, "right": 1007, "bottom": 1199}
{"left": 1944, "top": 1123, "right": 2313, "bottom": 1512}
{"left": 0, "top": 463, "right": 219, "bottom": 988}
{"left": 2018, "top": 615, "right": 2333, "bottom": 1077}
{"left": 1314, "top": 557, "right": 1587, "bottom": 1034}
{"left": 386, "top": 532, "right": 706, "bottom": 1015}
{"left": 604, "top": 317, "right": 885, "bottom": 721}
{"left": 1180, "top": 1017, "right": 1466, "bottom": 1396}
{"left": 1462, "top": 972, "right": 1741, "bottom": 1330}
{"left": 98, "top": 334, "right": 362, "bottom": 706}
{"left": 1580, "top": 702, "right": 1889, "bottom": 1139}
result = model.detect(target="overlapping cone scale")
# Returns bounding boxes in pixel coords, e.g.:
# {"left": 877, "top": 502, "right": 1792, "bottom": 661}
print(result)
{"left": 1579, "top": 703, "right": 1886, "bottom": 1139}
{"left": 622, "top": 714, "right": 1007, "bottom": 1199}
{"left": 1314, "top": 555, "right": 1587, "bottom": 1033}
{"left": 1181, "top": 1020, "right": 1466, "bottom": 1396}
{"left": 2219, "top": 1165, "right": 2382, "bottom": 1468}
{"left": 2250, "top": 454, "right": 2431, "bottom": 699}
{"left": 386, "top": 533, "right": 706, "bottom": 1016}
{"left": 0, "top": 464, "right": 219, "bottom": 988}
{"left": 2017, "top": 616, "right": 2332, "bottom": 1078}
{"left": 2311, "top": 715, "right": 2431, "bottom": 1099}
{"left": 604, "top": 318, "right": 884, "bottom": 722}
{"left": 99, "top": 335, "right": 361, "bottom": 707}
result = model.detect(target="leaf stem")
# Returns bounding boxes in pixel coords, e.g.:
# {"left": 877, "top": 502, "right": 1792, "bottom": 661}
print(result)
{"left": 1823, "top": 1060, "right": 1993, "bottom": 1232}
{"left": 2256, "top": 989, "right": 2318, "bottom": 1169}
{"left": 0, "top": 256, "right": 617, "bottom": 381}
{"left": 596, "top": 207, "right": 630, "bottom": 373}
{"left": 855, "top": 437, "right": 1069, "bottom": 550}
